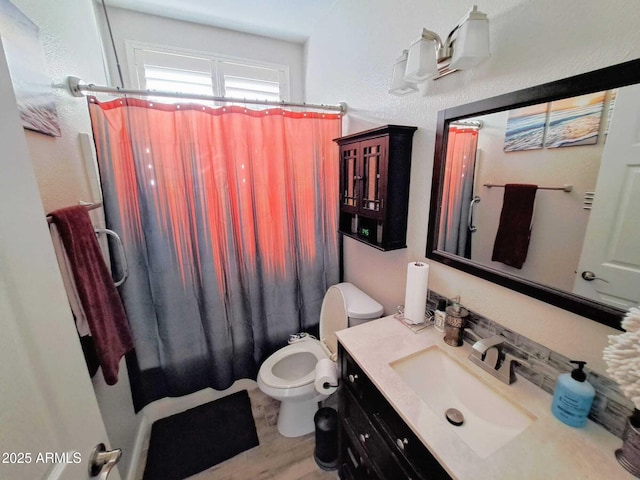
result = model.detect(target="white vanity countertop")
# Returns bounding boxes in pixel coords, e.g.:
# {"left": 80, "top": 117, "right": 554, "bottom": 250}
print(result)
{"left": 336, "top": 315, "right": 635, "bottom": 480}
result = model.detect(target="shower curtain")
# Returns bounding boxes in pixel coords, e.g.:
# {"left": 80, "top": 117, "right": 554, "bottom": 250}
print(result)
{"left": 438, "top": 126, "right": 478, "bottom": 258}
{"left": 88, "top": 97, "right": 341, "bottom": 409}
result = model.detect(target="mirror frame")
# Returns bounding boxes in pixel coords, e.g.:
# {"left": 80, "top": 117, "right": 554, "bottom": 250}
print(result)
{"left": 427, "top": 58, "right": 640, "bottom": 331}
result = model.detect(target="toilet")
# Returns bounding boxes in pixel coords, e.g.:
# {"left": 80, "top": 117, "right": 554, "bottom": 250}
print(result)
{"left": 257, "top": 282, "right": 383, "bottom": 437}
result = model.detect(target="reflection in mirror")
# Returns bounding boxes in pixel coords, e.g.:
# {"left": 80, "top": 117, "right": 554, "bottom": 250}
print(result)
{"left": 439, "top": 89, "right": 616, "bottom": 293}
{"left": 427, "top": 59, "right": 640, "bottom": 330}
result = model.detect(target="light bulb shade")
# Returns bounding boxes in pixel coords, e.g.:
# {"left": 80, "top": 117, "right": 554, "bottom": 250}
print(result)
{"left": 389, "top": 50, "right": 418, "bottom": 96}
{"left": 404, "top": 35, "right": 438, "bottom": 83}
{"left": 449, "top": 16, "right": 490, "bottom": 70}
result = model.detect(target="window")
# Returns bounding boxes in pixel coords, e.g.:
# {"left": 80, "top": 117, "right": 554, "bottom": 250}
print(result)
{"left": 127, "top": 42, "right": 290, "bottom": 105}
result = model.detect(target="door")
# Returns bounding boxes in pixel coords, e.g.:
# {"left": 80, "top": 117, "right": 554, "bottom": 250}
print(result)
{"left": 0, "top": 42, "right": 120, "bottom": 480}
{"left": 340, "top": 142, "right": 360, "bottom": 215}
{"left": 573, "top": 84, "right": 640, "bottom": 309}
{"left": 359, "top": 137, "right": 387, "bottom": 221}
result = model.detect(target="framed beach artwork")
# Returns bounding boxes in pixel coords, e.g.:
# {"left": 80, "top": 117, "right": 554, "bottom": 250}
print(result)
{"left": 503, "top": 103, "right": 548, "bottom": 152}
{"left": 0, "top": 0, "right": 61, "bottom": 137}
{"left": 545, "top": 92, "right": 605, "bottom": 148}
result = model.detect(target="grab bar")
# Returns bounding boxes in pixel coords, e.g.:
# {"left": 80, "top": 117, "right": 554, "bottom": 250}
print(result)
{"left": 95, "top": 228, "right": 128, "bottom": 287}
{"left": 468, "top": 196, "right": 481, "bottom": 233}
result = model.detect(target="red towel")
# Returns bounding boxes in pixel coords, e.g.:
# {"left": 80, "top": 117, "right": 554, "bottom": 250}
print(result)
{"left": 491, "top": 184, "right": 538, "bottom": 269}
{"left": 49, "top": 206, "right": 133, "bottom": 385}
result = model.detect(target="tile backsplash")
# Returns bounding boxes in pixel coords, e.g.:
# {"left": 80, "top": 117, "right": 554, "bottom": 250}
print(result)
{"left": 428, "top": 292, "right": 634, "bottom": 438}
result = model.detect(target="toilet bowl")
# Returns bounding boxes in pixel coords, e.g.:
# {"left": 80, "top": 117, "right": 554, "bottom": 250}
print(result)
{"left": 257, "top": 282, "right": 383, "bottom": 437}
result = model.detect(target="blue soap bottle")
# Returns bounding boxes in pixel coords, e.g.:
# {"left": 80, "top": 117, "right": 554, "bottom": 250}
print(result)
{"left": 551, "top": 360, "right": 595, "bottom": 428}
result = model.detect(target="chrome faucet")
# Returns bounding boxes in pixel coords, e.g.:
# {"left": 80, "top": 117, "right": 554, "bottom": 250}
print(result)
{"left": 468, "top": 335, "right": 529, "bottom": 385}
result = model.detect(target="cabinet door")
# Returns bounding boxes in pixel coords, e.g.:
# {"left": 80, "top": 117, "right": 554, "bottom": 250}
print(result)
{"left": 343, "top": 389, "right": 413, "bottom": 480}
{"left": 359, "top": 137, "right": 388, "bottom": 220}
{"left": 340, "top": 143, "right": 361, "bottom": 214}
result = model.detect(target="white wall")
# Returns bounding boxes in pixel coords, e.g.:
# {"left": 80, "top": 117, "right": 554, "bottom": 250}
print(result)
{"left": 13, "top": 0, "right": 108, "bottom": 213}
{"left": 305, "top": 0, "right": 640, "bottom": 374}
{"left": 95, "top": 6, "right": 305, "bottom": 101}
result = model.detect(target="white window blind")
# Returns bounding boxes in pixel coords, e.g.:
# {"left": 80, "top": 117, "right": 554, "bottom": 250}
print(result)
{"left": 220, "top": 62, "right": 282, "bottom": 102}
{"left": 129, "top": 44, "right": 290, "bottom": 106}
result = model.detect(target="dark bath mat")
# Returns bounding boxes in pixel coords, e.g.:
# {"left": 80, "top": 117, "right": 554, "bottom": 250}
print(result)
{"left": 143, "top": 390, "right": 259, "bottom": 480}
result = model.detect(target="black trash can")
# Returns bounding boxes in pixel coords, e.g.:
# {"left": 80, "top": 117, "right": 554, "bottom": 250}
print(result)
{"left": 314, "top": 407, "right": 338, "bottom": 471}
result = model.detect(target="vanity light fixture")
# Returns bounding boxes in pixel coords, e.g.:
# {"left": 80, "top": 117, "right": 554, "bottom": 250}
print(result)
{"left": 391, "top": 5, "right": 490, "bottom": 93}
{"left": 389, "top": 50, "right": 419, "bottom": 96}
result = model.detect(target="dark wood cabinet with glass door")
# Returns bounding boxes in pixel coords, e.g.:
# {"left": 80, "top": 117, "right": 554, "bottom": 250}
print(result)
{"left": 335, "top": 125, "right": 416, "bottom": 251}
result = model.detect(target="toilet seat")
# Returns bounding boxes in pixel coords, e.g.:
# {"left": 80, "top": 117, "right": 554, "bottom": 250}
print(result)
{"left": 258, "top": 339, "right": 328, "bottom": 389}
{"left": 256, "top": 282, "right": 380, "bottom": 437}
{"left": 258, "top": 285, "right": 348, "bottom": 389}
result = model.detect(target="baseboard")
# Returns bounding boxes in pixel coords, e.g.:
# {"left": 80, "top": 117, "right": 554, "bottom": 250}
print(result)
{"left": 125, "top": 414, "right": 149, "bottom": 480}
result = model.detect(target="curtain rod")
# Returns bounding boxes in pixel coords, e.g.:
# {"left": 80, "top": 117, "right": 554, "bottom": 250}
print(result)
{"left": 484, "top": 183, "right": 573, "bottom": 192}
{"left": 451, "top": 120, "right": 483, "bottom": 129}
{"left": 66, "top": 76, "right": 347, "bottom": 114}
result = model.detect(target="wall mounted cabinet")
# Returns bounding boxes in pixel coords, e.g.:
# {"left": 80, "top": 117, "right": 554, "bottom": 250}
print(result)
{"left": 338, "top": 345, "right": 450, "bottom": 480}
{"left": 335, "top": 125, "right": 417, "bottom": 251}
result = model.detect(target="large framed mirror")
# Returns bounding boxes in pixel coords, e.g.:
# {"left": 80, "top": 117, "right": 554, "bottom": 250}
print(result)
{"left": 427, "top": 59, "right": 640, "bottom": 330}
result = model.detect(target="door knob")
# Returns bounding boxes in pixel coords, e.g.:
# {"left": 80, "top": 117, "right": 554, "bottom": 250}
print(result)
{"left": 396, "top": 437, "right": 409, "bottom": 450}
{"left": 581, "top": 271, "right": 609, "bottom": 283}
{"left": 89, "top": 443, "right": 121, "bottom": 479}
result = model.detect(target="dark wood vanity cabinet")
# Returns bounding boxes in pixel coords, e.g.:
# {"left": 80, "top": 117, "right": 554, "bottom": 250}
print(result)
{"left": 335, "top": 125, "right": 417, "bottom": 251}
{"left": 338, "top": 344, "right": 451, "bottom": 480}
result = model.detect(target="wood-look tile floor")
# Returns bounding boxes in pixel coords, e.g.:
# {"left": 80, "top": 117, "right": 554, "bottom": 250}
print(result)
{"left": 187, "top": 388, "right": 339, "bottom": 480}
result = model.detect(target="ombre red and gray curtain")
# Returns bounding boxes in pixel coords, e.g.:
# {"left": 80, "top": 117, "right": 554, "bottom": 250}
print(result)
{"left": 438, "top": 126, "right": 478, "bottom": 258}
{"left": 89, "top": 97, "right": 341, "bottom": 408}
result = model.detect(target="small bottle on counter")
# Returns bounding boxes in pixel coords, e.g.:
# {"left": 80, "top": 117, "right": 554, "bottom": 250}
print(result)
{"left": 434, "top": 299, "right": 447, "bottom": 332}
{"left": 551, "top": 360, "right": 595, "bottom": 428}
{"left": 443, "top": 297, "right": 468, "bottom": 347}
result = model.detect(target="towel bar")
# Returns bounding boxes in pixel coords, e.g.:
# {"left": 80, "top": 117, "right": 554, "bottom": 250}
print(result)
{"left": 483, "top": 183, "right": 572, "bottom": 192}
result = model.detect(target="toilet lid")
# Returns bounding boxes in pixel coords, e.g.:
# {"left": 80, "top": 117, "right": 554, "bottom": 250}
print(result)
{"left": 334, "top": 282, "right": 384, "bottom": 319}
{"left": 319, "top": 285, "right": 348, "bottom": 357}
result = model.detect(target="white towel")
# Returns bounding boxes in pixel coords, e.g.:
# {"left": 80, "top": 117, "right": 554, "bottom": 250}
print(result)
{"left": 50, "top": 223, "right": 91, "bottom": 337}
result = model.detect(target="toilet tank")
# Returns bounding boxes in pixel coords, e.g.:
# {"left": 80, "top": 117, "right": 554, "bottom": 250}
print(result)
{"left": 333, "top": 282, "right": 384, "bottom": 327}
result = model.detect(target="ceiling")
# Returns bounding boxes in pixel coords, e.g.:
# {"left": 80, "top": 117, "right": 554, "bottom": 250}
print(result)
{"left": 101, "top": 0, "right": 337, "bottom": 43}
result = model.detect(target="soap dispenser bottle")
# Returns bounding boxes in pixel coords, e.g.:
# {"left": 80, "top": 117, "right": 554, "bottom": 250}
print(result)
{"left": 551, "top": 360, "right": 595, "bottom": 428}
{"left": 434, "top": 299, "right": 447, "bottom": 332}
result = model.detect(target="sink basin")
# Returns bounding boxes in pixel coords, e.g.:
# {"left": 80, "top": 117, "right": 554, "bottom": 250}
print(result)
{"left": 390, "top": 346, "right": 536, "bottom": 458}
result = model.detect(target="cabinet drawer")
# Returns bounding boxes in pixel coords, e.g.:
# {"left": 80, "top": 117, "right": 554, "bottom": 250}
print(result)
{"left": 373, "top": 409, "right": 450, "bottom": 480}
{"left": 340, "top": 420, "right": 380, "bottom": 480}
{"left": 342, "top": 351, "right": 383, "bottom": 409}
{"left": 343, "top": 389, "right": 413, "bottom": 480}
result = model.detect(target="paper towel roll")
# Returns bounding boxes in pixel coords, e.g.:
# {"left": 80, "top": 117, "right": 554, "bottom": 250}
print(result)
{"left": 315, "top": 358, "right": 338, "bottom": 395}
{"left": 403, "top": 261, "right": 429, "bottom": 325}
